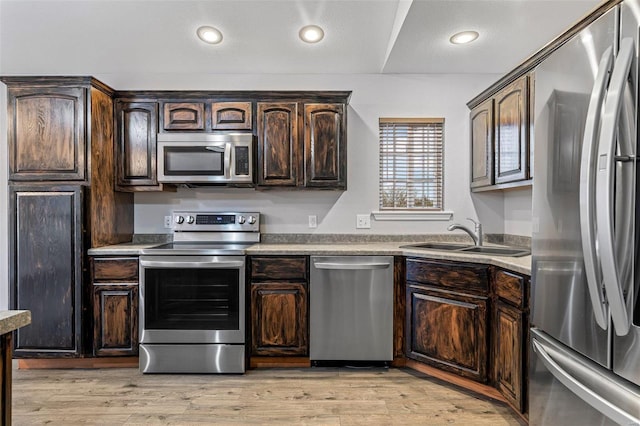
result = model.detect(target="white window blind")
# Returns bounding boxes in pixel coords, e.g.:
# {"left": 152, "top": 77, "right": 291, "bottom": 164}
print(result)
{"left": 379, "top": 118, "right": 444, "bottom": 210}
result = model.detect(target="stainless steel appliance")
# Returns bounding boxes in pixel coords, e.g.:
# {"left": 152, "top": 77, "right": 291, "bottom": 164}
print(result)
{"left": 138, "top": 211, "right": 260, "bottom": 373}
{"left": 530, "top": 3, "right": 640, "bottom": 424}
{"left": 157, "top": 133, "right": 253, "bottom": 184}
{"left": 309, "top": 256, "right": 393, "bottom": 363}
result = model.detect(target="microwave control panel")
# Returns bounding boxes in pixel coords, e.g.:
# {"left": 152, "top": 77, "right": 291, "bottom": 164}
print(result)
{"left": 235, "top": 146, "right": 250, "bottom": 176}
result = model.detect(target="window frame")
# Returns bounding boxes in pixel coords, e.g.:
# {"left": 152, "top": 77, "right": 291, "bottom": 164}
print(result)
{"left": 378, "top": 117, "right": 445, "bottom": 212}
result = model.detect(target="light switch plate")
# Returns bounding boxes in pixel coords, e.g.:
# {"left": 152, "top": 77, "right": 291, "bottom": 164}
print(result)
{"left": 164, "top": 216, "right": 172, "bottom": 228}
{"left": 356, "top": 214, "right": 371, "bottom": 229}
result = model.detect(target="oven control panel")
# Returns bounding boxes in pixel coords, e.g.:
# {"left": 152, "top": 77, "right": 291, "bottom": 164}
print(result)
{"left": 172, "top": 212, "right": 260, "bottom": 232}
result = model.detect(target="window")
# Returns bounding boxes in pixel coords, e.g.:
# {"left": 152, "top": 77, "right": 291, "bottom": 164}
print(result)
{"left": 379, "top": 118, "right": 444, "bottom": 210}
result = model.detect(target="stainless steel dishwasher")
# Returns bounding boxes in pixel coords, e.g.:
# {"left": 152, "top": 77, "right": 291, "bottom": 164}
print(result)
{"left": 310, "top": 255, "right": 394, "bottom": 362}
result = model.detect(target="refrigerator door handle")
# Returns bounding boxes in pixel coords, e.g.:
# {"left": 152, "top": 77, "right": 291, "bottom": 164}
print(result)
{"left": 579, "top": 46, "right": 613, "bottom": 330}
{"left": 531, "top": 330, "right": 640, "bottom": 425}
{"left": 595, "top": 37, "right": 634, "bottom": 336}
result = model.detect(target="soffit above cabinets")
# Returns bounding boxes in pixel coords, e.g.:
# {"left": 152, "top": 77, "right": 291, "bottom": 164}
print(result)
{"left": 0, "top": 0, "right": 599, "bottom": 75}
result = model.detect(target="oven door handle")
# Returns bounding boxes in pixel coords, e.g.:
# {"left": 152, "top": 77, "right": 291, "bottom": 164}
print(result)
{"left": 139, "top": 259, "right": 244, "bottom": 268}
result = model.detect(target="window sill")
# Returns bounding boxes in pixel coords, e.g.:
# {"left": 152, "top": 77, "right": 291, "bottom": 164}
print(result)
{"left": 371, "top": 210, "right": 454, "bottom": 221}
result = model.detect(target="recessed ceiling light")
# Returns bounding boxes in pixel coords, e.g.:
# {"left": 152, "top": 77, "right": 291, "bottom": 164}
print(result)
{"left": 299, "top": 25, "right": 325, "bottom": 43}
{"left": 449, "top": 31, "right": 479, "bottom": 45}
{"left": 197, "top": 26, "right": 223, "bottom": 45}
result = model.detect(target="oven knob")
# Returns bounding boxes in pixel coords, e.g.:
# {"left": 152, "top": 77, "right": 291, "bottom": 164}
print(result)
{"left": 175, "top": 215, "right": 185, "bottom": 224}
{"left": 238, "top": 215, "right": 246, "bottom": 224}
{"left": 186, "top": 215, "right": 195, "bottom": 224}
{"left": 248, "top": 215, "right": 257, "bottom": 225}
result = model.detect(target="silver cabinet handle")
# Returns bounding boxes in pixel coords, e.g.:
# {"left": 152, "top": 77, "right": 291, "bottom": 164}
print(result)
{"left": 531, "top": 332, "right": 640, "bottom": 425}
{"left": 313, "top": 262, "right": 391, "bottom": 270}
{"left": 595, "top": 37, "right": 634, "bottom": 336}
{"left": 579, "top": 46, "right": 613, "bottom": 330}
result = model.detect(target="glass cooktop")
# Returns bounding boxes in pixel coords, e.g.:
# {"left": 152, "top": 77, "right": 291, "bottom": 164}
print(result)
{"left": 140, "top": 242, "right": 254, "bottom": 256}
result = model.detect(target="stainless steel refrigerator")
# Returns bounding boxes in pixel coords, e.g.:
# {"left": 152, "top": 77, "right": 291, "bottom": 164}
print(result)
{"left": 531, "top": 1, "right": 640, "bottom": 424}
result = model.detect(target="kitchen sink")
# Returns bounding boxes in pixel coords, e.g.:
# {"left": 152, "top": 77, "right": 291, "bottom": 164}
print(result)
{"left": 402, "top": 242, "right": 471, "bottom": 250}
{"left": 401, "top": 243, "right": 530, "bottom": 257}
{"left": 458, "top": 246, "right": 530, "bottom": 257}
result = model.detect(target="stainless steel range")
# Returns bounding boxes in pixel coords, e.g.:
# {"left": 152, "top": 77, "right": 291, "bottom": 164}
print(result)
{"left": 139, "top": 211, "right": 260, "bottom": 374}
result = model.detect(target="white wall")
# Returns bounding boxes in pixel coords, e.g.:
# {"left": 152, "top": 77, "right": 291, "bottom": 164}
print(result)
{"left": 118, "top": 72, "right": 507, "bottom": 235}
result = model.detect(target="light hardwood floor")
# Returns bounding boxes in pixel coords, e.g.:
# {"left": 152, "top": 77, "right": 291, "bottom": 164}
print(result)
{"left": 12, "top": 367, "right": 524, "bottom": 425}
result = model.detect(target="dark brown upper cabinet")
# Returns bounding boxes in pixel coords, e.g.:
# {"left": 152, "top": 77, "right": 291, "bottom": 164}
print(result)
{"left": 211, "top": 102, "right": 252, "bottom": 130}
{"left": 162, "top": 102, "right": 205, "bottom": 130}
{"left": 470, "top": 99, "right": 494, "bottom": 188}
{"left": 115, "top": 101, "right": 161, "bottom": 190}
{"left": 468, "top": 74, "right": 531, "bottom": 192}
{"left": 304, "top": 103, "right": 346, "bottom": 189}
{"left": 257, "top": 102, "right": 299, "bottom": 186}
{"left": 494, "top": 76, "right": 528, "bottom": 184}
{"left": 7, "top": 86, "right": 86, "bottom": 181}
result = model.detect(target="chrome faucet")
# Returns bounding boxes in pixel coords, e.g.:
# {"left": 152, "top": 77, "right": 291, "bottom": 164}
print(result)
{"left": 447, "top": 218, "right": 483, "bottom": 246}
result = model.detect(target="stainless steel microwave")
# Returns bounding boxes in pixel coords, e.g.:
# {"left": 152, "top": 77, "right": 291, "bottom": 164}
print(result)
{"left": 157, "top": 133, "right": 253, "bottom": 184}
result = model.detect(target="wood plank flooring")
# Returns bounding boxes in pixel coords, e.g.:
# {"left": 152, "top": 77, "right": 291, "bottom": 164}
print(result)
{"left": 12, "top": 367, "right": 524, "bottom": 425}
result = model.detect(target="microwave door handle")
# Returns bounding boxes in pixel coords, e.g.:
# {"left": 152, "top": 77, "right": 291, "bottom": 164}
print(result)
{"left": 224, "top": 142, "right": 232, "bottom": 179}
{"left": 579, "top": 46, "right": 613, "bottom": 330}
{"left": 595, "top": 37, "right": 634, "bottom": 336}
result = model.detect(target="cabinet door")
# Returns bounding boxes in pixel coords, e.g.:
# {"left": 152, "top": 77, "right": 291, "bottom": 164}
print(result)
{"left": 470, "top": 99, "right": 494, "bottom": 188}
{"left": 257, "top": 102, "right": 299, "bottom": 186}
{"left": 162, "top": 102, "right": 204, "bottom": 130}
{"left": 212, "top": 102, "right": 252, "bottom": 130}
{"left": 251, "top": 282, "right": 308, "bottom": 356}
{"left": 9, "top": 185, "right": 83, "bottom": 356}
{"left": 92, "top": 284, "right": 139, "bottom": 357}
{"left": 115, "top": 101, "right": 160, "bottom": 189}
{"left": 494, "top": 302, "right": 524, "bottom": 412}
{"left": 406, "top": 285, "right": 488, "bottom": 382}
{"left": 8, "top": 86, "right": 86, "bottom": 181}
{"left": 304, "top": 103, "right": 346, "bottom": 189}
{"left": 494, "top": 77, "right": 528, "bottom": 184}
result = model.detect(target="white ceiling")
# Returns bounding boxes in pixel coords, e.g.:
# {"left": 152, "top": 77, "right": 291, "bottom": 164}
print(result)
{"left": 0, "top": 0, "right": 600, "bottom": 75}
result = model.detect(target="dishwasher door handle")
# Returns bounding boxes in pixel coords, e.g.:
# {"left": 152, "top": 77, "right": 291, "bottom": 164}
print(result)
{"left": 313, "top": 262, "right": 391, "bottom": 270}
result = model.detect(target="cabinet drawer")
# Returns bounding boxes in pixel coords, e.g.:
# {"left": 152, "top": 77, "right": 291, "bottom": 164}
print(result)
{"left": 406, "top": 258, "right": 489, "bottom": 294}
{"left": 251, "top": 256, "right": 308, "bottom": 281}
{"left": 92, "top": 257, "right": 139, "bottom": 282}
{"left": 493, "top": 269, "right": 526, "bottom": 308}
{"left": 211, "top": 102, "right": 252, "bottom": 130}
{"left": 162, "top": 102, "right": 205, "bottom": 130}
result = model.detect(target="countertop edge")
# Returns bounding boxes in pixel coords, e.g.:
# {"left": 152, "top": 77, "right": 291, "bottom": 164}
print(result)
{"left": 88, "top": 243, "right": 531, "bottom": 275}
{"left": 0, "top": 310, "right": 31, "bottom": 335}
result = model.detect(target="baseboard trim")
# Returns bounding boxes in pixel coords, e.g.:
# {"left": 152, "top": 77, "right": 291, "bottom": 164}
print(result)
{"left": 249, "top": 357, "right": 311, "bottom": 368}
{"left": 17, "top": 357, "right": 139, "bottom": 369}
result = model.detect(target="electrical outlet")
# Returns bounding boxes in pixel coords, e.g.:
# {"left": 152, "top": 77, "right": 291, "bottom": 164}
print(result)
{"left": 164, "top": 215, "right": 172, "bottom": 228}
{"left": 356, "top": 214, "right": 371, "bottom": 229}
{"left": 308, "top": 215, "right": 318, "bottom": 228}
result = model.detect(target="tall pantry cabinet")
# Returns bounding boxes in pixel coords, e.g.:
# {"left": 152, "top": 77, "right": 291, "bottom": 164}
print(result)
{"left": 1, "top": 77, "right": 134, "bottom": 357}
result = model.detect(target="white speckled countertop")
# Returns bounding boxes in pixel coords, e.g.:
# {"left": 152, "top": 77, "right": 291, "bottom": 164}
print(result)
{"left": 89, "top": 241, "right": 531, "bottom": 275}
{"left": 0, "top": 310, "right": 31, "bottom": 335}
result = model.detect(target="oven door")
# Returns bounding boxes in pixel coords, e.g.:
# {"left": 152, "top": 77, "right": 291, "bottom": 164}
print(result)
{"left": 139, "top": 255, "right": 245, "bottom": 344}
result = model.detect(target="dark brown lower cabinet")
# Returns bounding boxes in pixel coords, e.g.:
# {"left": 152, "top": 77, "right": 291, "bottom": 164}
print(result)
{"left": 494, "top": 302, "right": 524, "bottom": 411}
{"left": 491, "top": 267, "right": 529, "bottom": 414}
{"left": 406, "top": 284, "right": 488, "bottom": 382}
{"left": 92, "top": 284, "right": 139, "bottom": 356}
{"left": 249, "top": 256, "right": 309, "bottom": 357}
{"left": 9, "top": 185, "right": 83, "bottom": 357}
{"left": 251, "top": 282, "right": 308, "bottom": 356}
{"left": 90, "top": 257, "right": 139, "bottom": 357}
